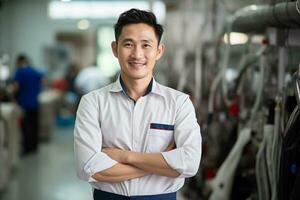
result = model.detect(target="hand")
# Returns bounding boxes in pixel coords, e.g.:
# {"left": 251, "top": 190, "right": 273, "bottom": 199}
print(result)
{"left": 102, "top": 148, "right": 129, "bottom": 163}
{"left": 165, "top": 140, "right": 176, "bottom": 151}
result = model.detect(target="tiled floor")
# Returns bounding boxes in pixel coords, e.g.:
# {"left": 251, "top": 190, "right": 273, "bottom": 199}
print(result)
{"left": 0, "top": 126, "right": 92, "bottom": 200}
{"left": 0, "top": 126, "right": 188, "bottom": 200}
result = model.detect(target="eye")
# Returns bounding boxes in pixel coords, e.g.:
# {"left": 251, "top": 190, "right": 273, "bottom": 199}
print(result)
{"left": 124, "top": 43, "right": 133, "bottom": 48}
{"left": 143, "top": 43, "right": 152, "bottom": 48}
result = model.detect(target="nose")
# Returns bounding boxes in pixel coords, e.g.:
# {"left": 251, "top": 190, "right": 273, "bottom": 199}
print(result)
{"left": 131, "top": 46, "right": 143, "bottom": 59}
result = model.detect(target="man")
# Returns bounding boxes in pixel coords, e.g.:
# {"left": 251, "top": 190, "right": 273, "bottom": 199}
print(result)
{"left": 74, "top": 8, "right": 202, "bottom": 200}
{"left": 13, "top": 55, "right": 44, "bottom": 155}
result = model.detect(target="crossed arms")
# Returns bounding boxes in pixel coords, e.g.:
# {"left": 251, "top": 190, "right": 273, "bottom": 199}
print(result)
{"left": 92, "top": 141, "right": 180, "bottom": 183}
{"left": 75, "top": 94, "right": 201, "bottom": 184}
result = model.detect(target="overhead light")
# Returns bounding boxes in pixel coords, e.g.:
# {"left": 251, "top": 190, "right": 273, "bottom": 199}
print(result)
{"left": 249, "top": 5, "right": 259, "bottom": 11}
{"left": 48, "top": 1, "right": 165, "bottom": 22}
{"left": 251, "top": 35, "right": 265, "bottom": 44}
{"left": 223, "top": 32, "right": 248, "bottom": 45}
{"left": 61, "top": 0, "right": 71, "bottom": 2}
{"left": 77, "top": 19, "right": 90, "bottom": 30}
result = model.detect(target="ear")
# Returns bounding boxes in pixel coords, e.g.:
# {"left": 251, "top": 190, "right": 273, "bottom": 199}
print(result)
{"left": 111, "top": 41, "right": 118, "bottom": 58}
{"left": 155, "top": 43, "right": 165, "bottom": 60}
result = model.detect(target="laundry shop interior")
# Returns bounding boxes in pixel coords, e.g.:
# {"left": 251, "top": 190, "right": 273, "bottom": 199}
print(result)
{"left": 1, "top": 0, "right": 300, "bottom": 199}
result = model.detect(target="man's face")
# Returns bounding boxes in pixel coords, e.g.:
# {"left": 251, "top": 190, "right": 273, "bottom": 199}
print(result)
{"left": 112, "top": 23, "right": 164, "bottom": 81}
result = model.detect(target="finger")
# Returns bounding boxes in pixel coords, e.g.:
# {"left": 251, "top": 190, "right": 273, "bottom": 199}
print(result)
{"left": 166, "top": 140, "right": 176, "bottom": 151}
{"left": 102, "top": 148, "right": 108, "bottom": 153}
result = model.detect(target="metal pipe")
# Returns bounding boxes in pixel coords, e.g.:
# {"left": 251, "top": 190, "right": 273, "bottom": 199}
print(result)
{"left": 270, "top": 46, "right": 286, "bottom": 200}
{"left": 295, "top": 63, "right": 300, "bottom": 109}
{"left": 231, "top": 0, "right": 300, "bottom": 33}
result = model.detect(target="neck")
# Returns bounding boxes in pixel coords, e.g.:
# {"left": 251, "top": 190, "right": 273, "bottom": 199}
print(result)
{"left": 120, "top": 74, "right": 152, "bottom": 101}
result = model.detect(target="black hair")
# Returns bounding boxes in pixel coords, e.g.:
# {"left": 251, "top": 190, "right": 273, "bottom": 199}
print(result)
{"left": 17, "top": 54, "right": 28, "bottom": 62}
{"left": 16, "top": 54, "right": 29, "bottom": 66}
{"left": 114, "top": 8, "right": 163, "bottom": 44}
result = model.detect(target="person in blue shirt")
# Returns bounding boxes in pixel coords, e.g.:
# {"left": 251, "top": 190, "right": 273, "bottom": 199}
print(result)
{"left": 13, "top": 55, "right": 44, "bottom": 155}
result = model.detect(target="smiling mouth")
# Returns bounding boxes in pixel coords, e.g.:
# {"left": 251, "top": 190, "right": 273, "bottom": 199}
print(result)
{"left": 128, "top": 61, "right": 146, "bottom": 68}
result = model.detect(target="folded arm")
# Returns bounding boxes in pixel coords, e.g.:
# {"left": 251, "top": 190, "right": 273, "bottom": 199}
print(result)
{"left": 92, "top": 163, "right": 149, "bottom": 183}
{"left": 103, "top": 148, "right": 179, "bottom": 177}
{"left": 103, "top": 96, "right": 202, "bottom": 179}
{"left": 103, "top": 141, "right": 180, "bottom": 178}
{"left": 125, "top": 151, "right": 180, "bottom": 177}
{"left": 74, "top": 95, "right": 149, "bottom": 183}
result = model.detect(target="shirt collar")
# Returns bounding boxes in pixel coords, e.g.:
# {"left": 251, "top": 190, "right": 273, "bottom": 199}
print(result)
{"left": 109, "top": 74, "right": 164, "bottom": 97}
{"left": 109, "top": 75, "right": 123, "bottom": 92}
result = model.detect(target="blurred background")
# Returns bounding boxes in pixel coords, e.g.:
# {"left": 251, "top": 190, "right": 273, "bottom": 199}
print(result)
{"left": 0, "top": 0, "right": 300, "bottom": 199}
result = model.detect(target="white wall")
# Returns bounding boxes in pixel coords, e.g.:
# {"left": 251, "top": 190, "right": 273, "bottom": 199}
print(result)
{"left": 1, "top": 1, "right": 53, "bottom": 69}
{"left": 0, "top": 0, "right": 105, "bottom": 72}
{"left": 0, "top": 1, "right": 11, "bottom": 58}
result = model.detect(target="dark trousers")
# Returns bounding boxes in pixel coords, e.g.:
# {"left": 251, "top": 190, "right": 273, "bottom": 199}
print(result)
{"left": 93, "top": 189, "right": 176, "bottom": 200}
{"left": 21, "top": 109, "right": 39, "bottom": 154}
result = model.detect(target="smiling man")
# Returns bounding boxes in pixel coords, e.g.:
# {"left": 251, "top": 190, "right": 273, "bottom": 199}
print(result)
{"left": 74, "top": 8, "right": 202, "bottom": 200}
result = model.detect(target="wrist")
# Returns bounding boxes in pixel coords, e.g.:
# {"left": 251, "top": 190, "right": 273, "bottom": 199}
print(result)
{"left": 121, "top": 150, "right": 130, "bottom": 163}
{"left": 124, "top": 151, "right": 136, "bottom": 164}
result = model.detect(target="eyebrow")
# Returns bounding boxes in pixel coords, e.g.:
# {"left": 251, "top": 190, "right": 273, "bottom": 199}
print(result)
{"left": 121, "top": 38, "right": 134, "bottom": 43}
{"left": 121, "top": 38, "right": 154, "bottom": 44}
{"left": 142, "top": 39, "right": 154, "bottom": 43}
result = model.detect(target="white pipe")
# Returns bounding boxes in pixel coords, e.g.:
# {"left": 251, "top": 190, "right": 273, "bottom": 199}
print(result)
{"left": 231, "top": 0, "right": 300, "bottom": 33}
{"left": 193, "top": 0, "right": 210, "bottom": 107}
{"left": 194, "top": 42, "right": 202, "bottom": 109}
{"left": 250, "top": 46, "right": 267, "bottom": 126}
{"left": 221, "top": 19, "right": 233, "bottom": 107}
{"left": 270, "top": 47, "right": 286, "bottom": 200}
{"left": 256, "top": 124, "right": 274, "bottom": 200}
{"left": 209, "top": 128, "right": 251, "bottom": 200}
{"left": 208, "top": 19, "right": 233, "bottom": 115}
{"left": 295, "top": 63, "right": 300, "bottom": 108}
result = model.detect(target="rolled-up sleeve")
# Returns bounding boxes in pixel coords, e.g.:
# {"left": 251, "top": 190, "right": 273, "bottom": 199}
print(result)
{"left": 161, "top": 96, "right": 202, "bottom": 178}
{"left": 74, "top": 94, "right": 117, "bottom": 182}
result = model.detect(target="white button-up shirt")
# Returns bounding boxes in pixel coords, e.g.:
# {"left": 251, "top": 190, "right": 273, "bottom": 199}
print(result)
{"left": 74, "top": 77, "right": 202, "bottom": 196}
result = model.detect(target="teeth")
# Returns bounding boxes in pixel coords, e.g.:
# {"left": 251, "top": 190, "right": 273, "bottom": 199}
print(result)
{"left": 129, "top": 62, "right": 145, "bottom": 67}
{"left": 130, "top": 62, "right": 144, "bottom": 64}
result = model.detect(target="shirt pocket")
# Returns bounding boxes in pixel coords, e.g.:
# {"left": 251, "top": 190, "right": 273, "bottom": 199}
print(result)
{"left": 146, "top": 123, "right": 174, "bottom": 153}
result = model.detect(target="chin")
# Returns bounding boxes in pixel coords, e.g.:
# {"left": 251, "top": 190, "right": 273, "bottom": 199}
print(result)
{"left": 127, "top": 72, "right": 149, "bottom": 79}
{"left": 122, "top": 68, "right": 152, "bottom": 80}
{"left": 130, "top": 74, "right": 148, "bottom": 80}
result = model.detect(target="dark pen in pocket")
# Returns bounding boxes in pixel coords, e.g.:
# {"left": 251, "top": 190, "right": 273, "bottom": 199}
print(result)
{"left": 150, "top": 123, "right": 175, "bottom": 131}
